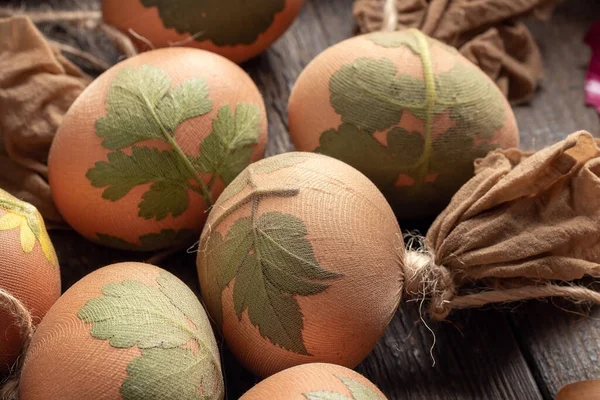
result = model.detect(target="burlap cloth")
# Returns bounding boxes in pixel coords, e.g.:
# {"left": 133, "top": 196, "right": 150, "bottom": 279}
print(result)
{"left": 405, "top": 131, "right": 600, "bottom": 319}
{"left": 353, "top": 0, "right": 562, "bottom": 104}
{"left": 0, "top": 16, "right": 91, "bottom": 225}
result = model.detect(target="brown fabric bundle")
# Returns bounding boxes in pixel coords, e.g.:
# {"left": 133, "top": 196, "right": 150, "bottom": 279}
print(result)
{"left": 0, "top": 16, "right": 91, "bottom": 224}
{"left": 353, "top": 0, "right": 561, "bottom": 104}
{"left": 405, "top": 131, "right": 600, "bottom": 319}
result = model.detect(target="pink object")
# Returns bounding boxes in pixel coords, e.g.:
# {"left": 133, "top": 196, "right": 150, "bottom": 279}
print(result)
{"left": 584, "top": 21, "right": 600, "bottom": 113}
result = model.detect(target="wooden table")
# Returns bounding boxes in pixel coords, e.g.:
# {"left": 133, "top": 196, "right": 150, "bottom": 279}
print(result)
{"left": 7, "top": 0, "right": 600, "bottom": 398}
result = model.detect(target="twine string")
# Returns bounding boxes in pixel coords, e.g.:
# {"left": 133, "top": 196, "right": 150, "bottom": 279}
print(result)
{"left": 403, "top": 237, "right": 600, "bottom": 320}
{"left": 0, "top": 289, "right": 34, "bottom": 400}
{"left": 382, "top": 0, "right": 397, "bottom": 31}
{"left": 449, "top": 285, "right": 600, "bottom": 309}
{"left": 0, "top": 8, "right": 101, "bottom": 23}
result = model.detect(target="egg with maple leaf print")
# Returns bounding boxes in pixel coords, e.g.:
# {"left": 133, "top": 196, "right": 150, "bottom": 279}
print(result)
{"left": 19, "top": 262, "right": 224, "bottom": 400}
{"left": 0, "top": 189, "right": 60, "bottom": 375}
{"left": 102, "top": 0, "right": 305, "bottom": 63}
{"left": 48, "top": 48, "right": 267, "bottom": 251}
{"left": 240, "top": 363, "right": 387, "bottom": 399}
{"left": 288, "top": 29, "right": 519, "bottom": 220}
{"left": 197, "top": 152, "right": 403, "bottom": 377}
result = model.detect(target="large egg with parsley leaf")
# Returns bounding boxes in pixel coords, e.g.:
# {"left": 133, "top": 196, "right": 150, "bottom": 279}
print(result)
{"left": 0, "top": 189, "right": 60, "bottom": 375}
{"left": 288, "top": 29, "right": 519, "bottom": 220}
{"left": 102, "top": 0, "right": 304, "bottom": 63}
{"left": 19, "top": 262, "right": 224, "bottom": 399}
{"left": 240, "top": 363, "right": 387, "bottom": 399}
{"left": 196, "top": 152, "right": 403, "bottom": 377}
{"left": 49, "top": 48, "right": 267, "bottom": 251}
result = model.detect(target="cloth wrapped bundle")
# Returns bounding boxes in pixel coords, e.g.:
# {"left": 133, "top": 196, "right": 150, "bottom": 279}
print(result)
{"left": 0, "top": 16, "right": 90, "bottom": 224}
{"left": 406, "top": 132, "right": 600, "bottom": 319}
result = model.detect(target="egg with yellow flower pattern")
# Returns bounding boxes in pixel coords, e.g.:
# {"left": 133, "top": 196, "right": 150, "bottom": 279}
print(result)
{"left": 0, "top": 188, "right": 60, "bottom": 374}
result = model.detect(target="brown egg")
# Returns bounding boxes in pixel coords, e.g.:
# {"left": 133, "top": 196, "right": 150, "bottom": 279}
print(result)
{"left": 103, "top": 0, "right": 305, "bottom": 63}
{"left": 20, "top": 262, "right": 224, "bottom": 399}
{"left": 288, "top": 29, "right": 519, "bottom": 220}
{"left": 240, "top": 363, "right": 388, "bottom": 399}
{"left": 0, "top": 189, "right": 60, "bottom": 374}
{"left": 556, "top": 380, "right": 600, "bottom": 400}
{"left": 197, "top": 152, "right": 403, "bottom": 377}
{"left": 49, "top": 47, "right": 267, "bottom": 251}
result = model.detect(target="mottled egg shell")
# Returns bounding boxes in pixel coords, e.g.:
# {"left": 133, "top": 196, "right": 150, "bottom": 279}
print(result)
{"left": 556, "top": 380, "right": 600, "bottom": 400}
{"left": 0, "top": 189, "right": 60, "bottom": 374}
{"left": 49, "top": 47, "right": 267, "bottom": 251}
{"left": 103, "top": 0, "right": 305, "bottom": 63}
{"left": 19, "top": 262, "right": 224, "bottom": 399}
{"left": 197, "top": 152, "right": 403, "bottom": 377}
{"left": 288, "top": 29, "right": 519, "bottom": 220}
{"left": 240, "top": 363, "right": 388, "bottom": 399}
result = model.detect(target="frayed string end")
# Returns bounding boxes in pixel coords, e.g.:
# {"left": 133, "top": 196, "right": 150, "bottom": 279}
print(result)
{"left": 402, "top": 234, "right": 600, "bottom": 322}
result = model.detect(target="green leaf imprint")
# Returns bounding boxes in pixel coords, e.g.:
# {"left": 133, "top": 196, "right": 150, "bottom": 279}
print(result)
{"left": 95, "top": 65, "right": 212, "bottom": 151}
{"left": 204, "top": 210, "right": 342, "bottom": 355}
{"left": 87, "top": 64, "right": 261, "bottom": 245}
{"left": 96, "top": 229, "right": 197, "bottom": 251}
{"left": 217, "top": 152, "right": 312, "bottom": 204}
{"left": 122, "top": 347, "right": 218, "bottom": 400}
{"left": 192, "top": 103, "right": 262, "bottom": 187}
{"left": 199, "top": 153, "right": 343, "bottom": 354}
{"left": 304, "top": 376, "right": 382, "bottom": 400}
{"left": 368, "top": 30, "right": 421, "bottom": 54}
{"left": 305, "top": 394, "right": 350, "bottom": 400}
{"left": 317, "top": 124, "right": 423, "bottom": 188}
{"left": 78, "top": 271, "right": 223, "bottom": 399}
{"left": 87, "top": 147, "right": 194, "bottom": 220}
{"left": 140, "top": 0, "right": 286, "bottom": 46}
{"left": 200, "top": 153, "right": 315, "bottom": 340}
{"left": 319, "top": 29, "right": 506, "bottom": 214}
{"left": 369, "top": 28, "right": 459, "bottom": 55}
{"left": 329, "top": 55, "right": 504, "bottom": 137}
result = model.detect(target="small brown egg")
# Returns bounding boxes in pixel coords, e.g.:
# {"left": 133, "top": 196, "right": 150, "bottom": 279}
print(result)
{"left": 556, "top": 380, "right": 600, "bottom": 400}
{"left": 49, "top": 47, "right": 267, "bottom": 251}
{"left": 240, "top": 363, "right": 388, "bottom": 399}
{"left": 103, "top": 0, "right": 305, "bottom": 63}
{"left": 19, "top": 262, "right": 224, "bottom": 399}
{"left": 197, "top": 152, "right": 403, "bottom": 377}
{"left": 288, "top": 29, "right": 519, "bottom": 220}
{"left": 0, "top": 189, "right": 60, "bottom": 374}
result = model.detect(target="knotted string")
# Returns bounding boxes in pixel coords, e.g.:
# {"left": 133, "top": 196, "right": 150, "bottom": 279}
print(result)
{"left": 402, "top": 234, "right": 600, "bottom": 320}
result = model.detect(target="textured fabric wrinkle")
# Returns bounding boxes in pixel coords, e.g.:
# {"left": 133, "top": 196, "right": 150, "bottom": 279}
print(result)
{"left": 402, "top": 131, "right": 600, "bottom": 319}
{"left": 0, "top": 16, "right": 89, "bottom": 223}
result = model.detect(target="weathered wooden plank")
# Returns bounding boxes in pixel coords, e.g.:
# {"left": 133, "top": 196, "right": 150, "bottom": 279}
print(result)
{"left": 510, "top": 301, "right": 600, "bottom": 400}
{"left": 357, "top": 306, "right": 542, "bottom": 400}
{"left": 515, "top": 0, "right": 600, "bottom": 150}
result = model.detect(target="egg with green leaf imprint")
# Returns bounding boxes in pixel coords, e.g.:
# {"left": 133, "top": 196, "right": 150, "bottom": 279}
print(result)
{"left": 197, "top": 152, "right": 403, "bottom": 377}
{"left": 288, "top": 29, "right": 519, "bottom": 220}
{"left": 48, "top": 48, "right": 267, "bottom": 251}
{"left": 240, "top": 363, "right": 387, "bottom": 399}
{"left": 103, "top": 0, "right": 305, "bottom": 63}
{"left": 19, "top": 262, "right": 224, "bottom": 399}
{"left": 0, "top": 189, "right": 60, "bottom": 375}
